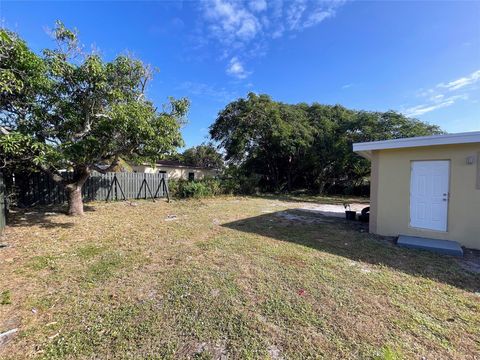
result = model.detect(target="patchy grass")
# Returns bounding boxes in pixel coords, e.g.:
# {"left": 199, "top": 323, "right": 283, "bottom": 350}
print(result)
{"left": 0, "top": 196, "right": 478, "bottom": 359}
{"left": 1, "top": 290, "right": 11, "bottom": 305}
{"left": 75, "top": 244, "right": 106, "bottom": 260}
{"left": 84, "top": 253, "right": 122, "bottom": 283}
{"left": 27, "top": 255, "right": 58, "bottom": 271}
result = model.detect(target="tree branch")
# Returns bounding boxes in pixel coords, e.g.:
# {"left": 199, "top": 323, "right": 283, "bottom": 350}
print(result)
{"left": 94, "top": 113, "right": 111, "bottom": 119}
{"left": 90, "top": 155, "right": 120, "bottom": 174}
{"left": 39, "top": 164, "right": 65, "bottom": 185}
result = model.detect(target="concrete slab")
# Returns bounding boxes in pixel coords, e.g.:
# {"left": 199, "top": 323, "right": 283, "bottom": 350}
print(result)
{"left": 298, "top": 203, "right": 368, "bottom": 218}
{"left": 397, "top": 235, "right": 463, "bottom": 256}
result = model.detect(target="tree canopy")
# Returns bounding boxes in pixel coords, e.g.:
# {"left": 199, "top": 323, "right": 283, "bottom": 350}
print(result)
{"left": 181, "top": 144, "right": 224, "bottom": 169}
{"left": 0, "top": 22, "right": 189, "bottom": 214}
{"left": 210, "top": 93, "right": 443, "bottom": 194}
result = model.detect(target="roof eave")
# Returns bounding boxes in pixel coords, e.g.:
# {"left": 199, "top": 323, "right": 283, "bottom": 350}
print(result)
{"left": 355, "top": 150, "right": 373, "bottom": 160}
{"left": 352, "top": 131, "right": 480, "bottom": 153}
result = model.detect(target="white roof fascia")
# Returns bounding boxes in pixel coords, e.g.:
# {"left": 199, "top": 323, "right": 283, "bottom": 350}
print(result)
{"left": 353, "top": 131, "right": 480, "bottom": 153}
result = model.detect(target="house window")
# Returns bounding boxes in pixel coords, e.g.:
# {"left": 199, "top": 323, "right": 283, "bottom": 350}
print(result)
{"left": 188, "top": 172, "right": 195, "bottom": 181}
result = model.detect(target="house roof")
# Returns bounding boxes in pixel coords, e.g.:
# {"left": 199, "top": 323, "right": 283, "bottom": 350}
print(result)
{"left": 155, "top": 160, "right": 214, "bottom": 170}
{"left": 133, "top": 160, "right": 215, "bottom": 170}
{"left": 353, "top": 131, "right": 480, "bottom": 159}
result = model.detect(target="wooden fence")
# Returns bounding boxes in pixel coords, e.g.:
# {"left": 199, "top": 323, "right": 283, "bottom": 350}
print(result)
{"left": 11, "top": 171, "right": 169, "bottom": 207}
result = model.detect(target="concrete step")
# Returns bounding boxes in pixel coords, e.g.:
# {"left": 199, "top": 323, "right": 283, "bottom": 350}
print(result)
{"left": 397, "top": 235, "right": 464, "bottom": 256}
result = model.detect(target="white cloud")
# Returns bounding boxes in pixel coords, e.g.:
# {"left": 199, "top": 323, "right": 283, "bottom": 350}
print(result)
{"left": 226, "top": 57, "right": 250, "bottom": 79}
{"left": 438, "top": 70, "right": 480, "bottom": 91}
{"left": 405, "top": 95, "right": 468, "bottom": 117}
{"left": 249, "top": 0, "right": 267, "bottom": 12}
{"left": 403, "top": 70, "right": 480, "bottom": 118}
{"left": 304, "top": 8, "right": 336, "bottom": 29}
{"left": 203, "top": 0, "right": 261, "bottom": 44}
{"left": 199, "top": 0, "right": 345, "bottom": 79}
{"left": 342, "top": 83, "right": 353, "bottom": 89}
{"left": 287, "top": 0, "right": 342, "bottom": 31}
{"left": 286, "top": 0, "right": 307, "bottom": 31}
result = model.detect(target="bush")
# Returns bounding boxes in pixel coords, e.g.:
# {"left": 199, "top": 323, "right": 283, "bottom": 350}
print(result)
{"left": 221, "top": 175, "right": 260, "bottom": 195}
{"left": 220, "top": 167, "right": 261, "bottom": 195}
{"left": 168, "top": 169, "right": 262, "bottom": 199}
{"left": 169, "top": 178, "right": 224, "bottom": 199}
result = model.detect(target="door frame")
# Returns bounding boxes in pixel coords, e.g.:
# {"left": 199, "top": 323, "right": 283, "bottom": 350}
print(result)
{"left": 409, "top": 159, "right": 451, "bottom": 232}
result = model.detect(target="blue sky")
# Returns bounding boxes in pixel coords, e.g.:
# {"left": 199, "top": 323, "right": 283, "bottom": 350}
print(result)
{"left": 1, "top": 0, "right": 479, "bottom": 148}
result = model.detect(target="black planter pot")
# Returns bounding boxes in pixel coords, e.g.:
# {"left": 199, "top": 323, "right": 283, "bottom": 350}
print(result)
{"left": 345, "top": 210, "right": 356, "bottom": 221}
{"left": 359, "top": 213, "right": 369, "bottom": 223}
{"left": 359, "top": 206, "right": 370, "bottom": 223}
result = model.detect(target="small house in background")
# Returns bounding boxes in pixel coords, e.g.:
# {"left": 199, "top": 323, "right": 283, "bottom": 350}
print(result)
{"left": 130, "top": 160, "right": 218, "bottom": 181}
{"left": 354, "top": 131, "right": 480, "bottom": 250}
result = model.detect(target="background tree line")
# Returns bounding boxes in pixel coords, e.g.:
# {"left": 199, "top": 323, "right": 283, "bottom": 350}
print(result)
{"left": 166, "top": 144, "right": 224, "bottom": 170}
{"left": 210, "top": 93, "right": 443, "bottom": 195}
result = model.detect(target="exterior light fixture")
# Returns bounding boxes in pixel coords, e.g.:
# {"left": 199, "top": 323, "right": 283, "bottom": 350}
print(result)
{"left": 466, "top": 155, "right": 475, "bottom": 165}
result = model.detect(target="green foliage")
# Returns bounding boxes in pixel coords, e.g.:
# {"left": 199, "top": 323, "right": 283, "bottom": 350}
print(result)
{"left": 0, "top": 132, "right": 61, "bottom": 169}
{"left": 0, "top": 28, "right": 49, "bottom": 100}
{"left": 220, "top": 166, "right": 261, "bottom": 195}
{"left": 164, "top": 143, "right": 224, "bottom": 169}
{"left": 181, "top": 143, "right": 223, "bottom": 169}
{"left": 210, "top": 93, "right": 443, "bottom": 194}
{"left": 0, "top": 22, "right": 188, "bottom": 190}
{"left": 169, "top": 174, "right": 260, "bottom": 198}
{"left": 169, "top": 178, "right": 224, "bottom": 199}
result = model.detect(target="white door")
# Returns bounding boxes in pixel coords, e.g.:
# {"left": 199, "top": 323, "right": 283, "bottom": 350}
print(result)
{"left": 410, "top": 160, "right": 449, "bottom": 231}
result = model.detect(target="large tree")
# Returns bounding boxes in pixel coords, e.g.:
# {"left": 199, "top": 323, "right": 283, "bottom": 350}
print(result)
{"left": 181, "top": 144, "right": 224, "bottom": 169}
{"left": 210, "top": 93, "right": 443, "bottom": 194}
{"left": 0, "top": 22, "right": 189, "bottom": 215}
{"left": 210, "top": 93, "right": 313, "bottom": 191}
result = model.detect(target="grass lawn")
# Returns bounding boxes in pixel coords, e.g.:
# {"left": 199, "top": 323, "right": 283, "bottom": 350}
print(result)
{"left": 0, "top": 196, "right": 478, "bottom": 359}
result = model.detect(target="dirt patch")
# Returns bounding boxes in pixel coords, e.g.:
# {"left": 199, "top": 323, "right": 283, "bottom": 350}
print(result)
{"left": 275, "top": 210, "right": 331, "bottom": 224}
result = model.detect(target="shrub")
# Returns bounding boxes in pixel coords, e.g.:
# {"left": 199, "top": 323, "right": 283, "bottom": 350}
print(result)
{"left": 220, "top": 167, "right": 261, "bottom": 195}
{"left": 169, "top": 178, "right": 224, "bottom": 199}
{"left": 221, "top": 175, "right": 260, "bottom": 195}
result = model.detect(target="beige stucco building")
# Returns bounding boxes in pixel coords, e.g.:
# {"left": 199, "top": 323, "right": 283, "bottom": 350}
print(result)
{"left": 354, "top": 131, "right": 480, "bottom": 250}
{"left": 130, "top": 161, "right": 218, "bottom": 181}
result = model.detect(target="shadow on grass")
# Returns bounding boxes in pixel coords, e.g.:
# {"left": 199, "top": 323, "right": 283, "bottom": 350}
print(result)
{"left": 6, "top": 204, "right": 96, "bottom": 229}
{"left": 222, "top": 209, "right": 479, "bottom": 293}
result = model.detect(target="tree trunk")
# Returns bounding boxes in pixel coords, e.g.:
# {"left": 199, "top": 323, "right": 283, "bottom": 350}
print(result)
{"left": 318, "top": 180, "right": 326, "bottom": 195}
{"left": 64, "top": 166, "right": 90, "bottom": 216}
{"left": 286, "top": 156, "right": 293, "bottom": 192}
{"left": 66, "top": 185, "right": 84, "bottom": 216}
{"left": 40, "top": 164, "right": 91, "bottom": 216}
